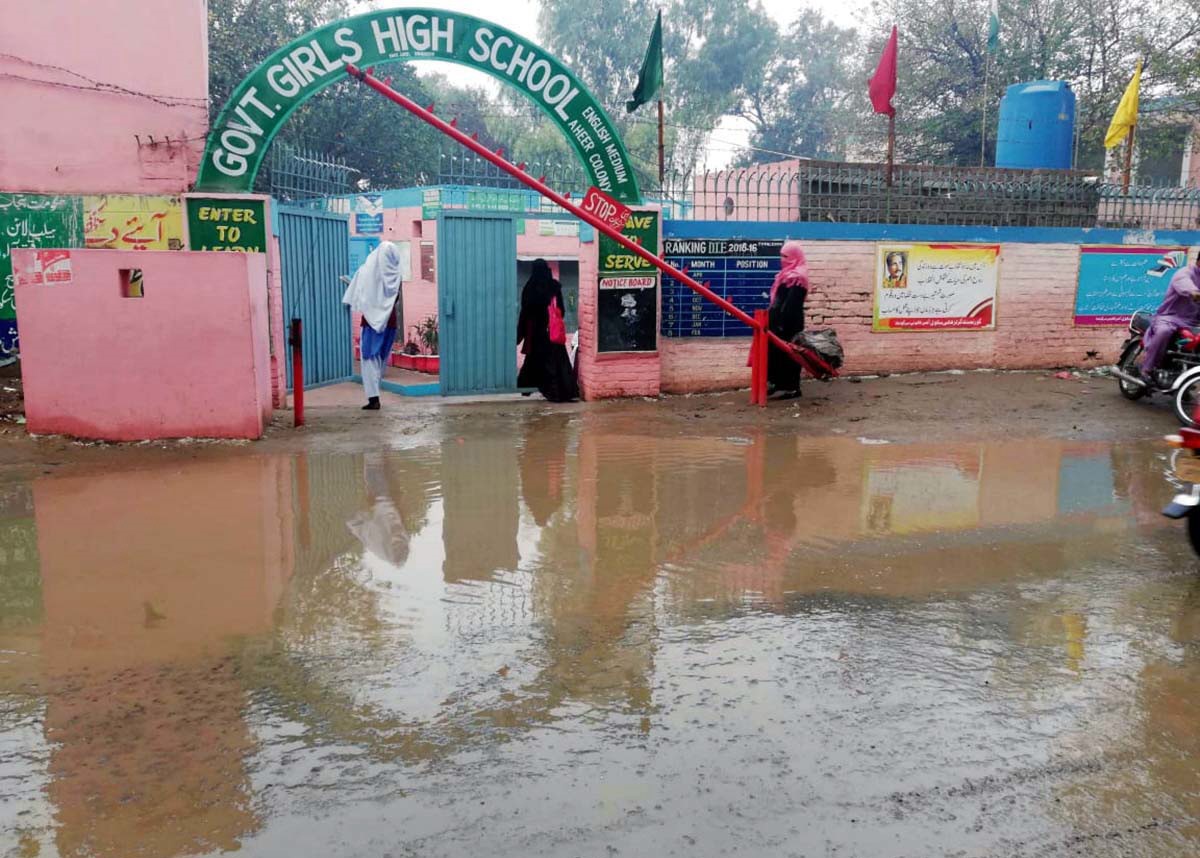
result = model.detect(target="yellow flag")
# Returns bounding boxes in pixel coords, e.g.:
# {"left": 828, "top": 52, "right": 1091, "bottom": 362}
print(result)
{"left": 1104, "top": 60, "right": 1142, "bottom": 149}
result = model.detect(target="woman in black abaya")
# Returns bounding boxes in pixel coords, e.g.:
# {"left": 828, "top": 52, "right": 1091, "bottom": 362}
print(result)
{"left": 517, "top": 259, "right": 579, "bottom": 402}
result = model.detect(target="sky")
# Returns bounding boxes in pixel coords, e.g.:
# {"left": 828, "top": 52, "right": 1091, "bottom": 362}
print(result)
{"left": 349, "top": 0, "right": 873, "bottom": 168}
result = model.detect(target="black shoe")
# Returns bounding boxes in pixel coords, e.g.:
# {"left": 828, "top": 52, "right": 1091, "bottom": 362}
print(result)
{"left": 362, "top": 397, "right": 381, "bottom": 410}
{"left": 769, "top": 389, "right": 801, "bottom": 401}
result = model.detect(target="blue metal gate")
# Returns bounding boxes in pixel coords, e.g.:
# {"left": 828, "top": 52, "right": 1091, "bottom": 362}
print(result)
{"left": 437, "top": 212, "right": 517, "bottom": 395}
{"left": 278, "top": 206, "right": 353, "bottom": 390}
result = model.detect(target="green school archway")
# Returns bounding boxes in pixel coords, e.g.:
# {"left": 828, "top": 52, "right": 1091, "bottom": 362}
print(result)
{"left": 197, "top": 8, "right": 641, "bottom": 203}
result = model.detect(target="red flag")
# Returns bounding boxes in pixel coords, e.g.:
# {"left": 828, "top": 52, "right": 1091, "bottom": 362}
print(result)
{"left": 869, "top": 26, "right": 898, "bottom": 117}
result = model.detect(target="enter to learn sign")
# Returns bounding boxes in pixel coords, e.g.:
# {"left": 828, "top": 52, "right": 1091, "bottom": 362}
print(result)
{"left": 185, "top": 198, "right": 267, "bottom": 252}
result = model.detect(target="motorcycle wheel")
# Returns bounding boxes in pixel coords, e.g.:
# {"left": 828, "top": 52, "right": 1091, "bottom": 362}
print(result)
{"left": 1116, "top": 342, "right": 1148, "bottom": 401}
{"left": 1188, "top": 510, "right": 1200, "bottom": 557}
{"left": 1174, "top": 376, "right": 1200, "bottom": 427}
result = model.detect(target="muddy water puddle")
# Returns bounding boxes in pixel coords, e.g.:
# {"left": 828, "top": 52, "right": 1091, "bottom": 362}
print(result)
{"left": 2, "top": 415, "right": 1200, "bottom": 857}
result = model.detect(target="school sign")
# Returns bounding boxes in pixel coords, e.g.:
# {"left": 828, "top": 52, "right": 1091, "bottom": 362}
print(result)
{"left": 197, "top": 10, "right": 641, "bottom": 204}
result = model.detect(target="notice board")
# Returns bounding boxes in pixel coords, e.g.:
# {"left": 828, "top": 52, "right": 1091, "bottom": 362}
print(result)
{"left": 873, "top": 243, "right": 1000, "bottom": 332}
{"left": 1073, "top": 246, "right": 1189, "bottom": 326}
{"left": 353, "top": 193, "right": 384, "bottom": 234}
{"left": 597, "top": 210, "right": 658, "bottom": 353}
{"left": 0, "top": 194, "right": 84, "bottom": 355}
{"left": 661, "top": 238, "right": 779, "bottom": 337}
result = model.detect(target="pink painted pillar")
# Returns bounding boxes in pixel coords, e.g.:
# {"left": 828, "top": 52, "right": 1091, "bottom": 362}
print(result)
{"left": 182, "top": 192, "right": 284, "bottom": 408}
{"left": 576, "top": 207, "right": 662, "bottom": 400}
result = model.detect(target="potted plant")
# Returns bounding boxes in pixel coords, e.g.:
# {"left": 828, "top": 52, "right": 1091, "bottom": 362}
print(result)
{"left": 392, "top": 336, "right": 422, "bottom": 370}
{"left": 415, "top": 315, "right": 439, "bottom": 374}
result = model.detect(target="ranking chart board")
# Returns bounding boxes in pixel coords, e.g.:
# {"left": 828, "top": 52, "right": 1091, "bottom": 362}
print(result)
{"left": 661, "top": 239, "right": 782, "bottom": 337}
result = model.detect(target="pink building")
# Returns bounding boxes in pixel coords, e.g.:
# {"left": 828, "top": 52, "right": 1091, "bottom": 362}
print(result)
{"left": 6, "top": 0, "right": 1200, "bottom": 436}
{"left": 692, "top": 160, "right": 803, "bottom": 221}
{"left": 0, "top": 4, "right": 209, "bottom": 195}
{"left": 1, "top": 3, "right": 286, "bottom": 439}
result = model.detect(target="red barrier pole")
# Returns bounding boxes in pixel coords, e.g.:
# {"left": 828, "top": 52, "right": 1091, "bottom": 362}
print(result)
{"left": 755, "top": 309, "right": 770, "bottom": 406}
{"left": 344, "top": 64, "right": 759, "bottom": 333}
{"left": 750, "top": 323, "right": 762, "bottom": 405}
{"left": 291, "top": 318, "right": 304, "bottom": 428}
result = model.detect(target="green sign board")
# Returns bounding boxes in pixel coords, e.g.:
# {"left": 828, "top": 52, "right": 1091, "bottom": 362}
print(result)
{"left": 421, "top": 189, "right": 442, "bottom": 220}
{"left": 598, "top": 210, "right": 659, "bottom": 353}
{"left": 196, "top": 10, "right": 640, "bottom": 204}
{"left": 185, "top": 198, "right": 268, "bottom": 252}
{"left": 599, "top": 210, "right": 659, "bottom": 273}
{"left": 466, "top": 189, "right": 527, "bottom": 212}
{"left": 0, "top": 194, "right": 84, "bottom": 356}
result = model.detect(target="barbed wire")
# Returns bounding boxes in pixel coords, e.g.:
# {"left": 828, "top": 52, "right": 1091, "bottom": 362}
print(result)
{"left": 0, "top": 53, "right": 208, "bottom": 108}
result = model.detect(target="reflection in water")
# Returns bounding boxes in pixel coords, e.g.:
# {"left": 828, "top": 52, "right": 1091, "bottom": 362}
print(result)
{"left": 348, "top": 453, "right": 410, "bottom": 567}
{"left": 13, "top": 459, "right": 293, "bottom": 857}
{"left": 442, "top": 436, "right": 519, "bottom": 584}
{"left": 519, "top": 413, "right": 570, "bottom": 527}
{"left": 1, "top": 423, "right": 1198, "bottom": 856}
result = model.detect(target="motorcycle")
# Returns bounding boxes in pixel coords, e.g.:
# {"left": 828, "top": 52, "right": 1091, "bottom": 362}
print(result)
{"left": 1111, "top": 310, "right": 1200, "bottom": 427}
{"left": 1163, "top": 430, "right": 1200, "bottom": 555}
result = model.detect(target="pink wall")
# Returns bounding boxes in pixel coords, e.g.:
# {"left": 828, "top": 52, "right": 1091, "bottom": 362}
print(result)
{"left": 14, "top": 248, "right": 271, "bottom": 440}
{"left": 268, "top": 233, "right": 287, "bottom": 406}
{"left": 516, "top": 228, "right": 588, "bottom": 263}
{"left": 377, "top": 207, "right": 438, "bottom": 343}
{"left": 693, "top": 161, "right": 802, "bottom": 221}
{"left": 0, "top": 3, "right": 208, "bottom": 195}
{"left": 178, "top": 192, "right": 282, "bottom": 409}
{"left": 660, "top": 240, "right": 1200, "bottom": 393}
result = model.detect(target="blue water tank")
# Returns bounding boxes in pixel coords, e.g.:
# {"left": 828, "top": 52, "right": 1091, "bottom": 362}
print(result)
{"left": 995, "top": 80, "right": 1076, "bottom": 170}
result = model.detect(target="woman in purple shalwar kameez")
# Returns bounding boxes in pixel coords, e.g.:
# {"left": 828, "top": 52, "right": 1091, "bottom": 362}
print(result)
{"left": 1142, "top": 252, "right": 1200, "bottom": 381}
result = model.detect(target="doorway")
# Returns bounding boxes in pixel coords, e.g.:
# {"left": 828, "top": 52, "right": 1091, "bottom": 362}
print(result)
{"left": 437, "top": 212, "right": 518, "bottom": 395}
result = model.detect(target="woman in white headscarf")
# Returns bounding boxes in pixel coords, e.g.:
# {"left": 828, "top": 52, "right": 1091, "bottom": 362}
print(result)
{"left": 343, "top": 242, "right": 403, "bottom": 410}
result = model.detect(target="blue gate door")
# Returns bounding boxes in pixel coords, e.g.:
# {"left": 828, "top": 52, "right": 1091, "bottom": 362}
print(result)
{"left": 437, "top": 213, "right": 517, "bottom": 395}
{"left": 278, "top": 206, "right": 353, "bottom": 390}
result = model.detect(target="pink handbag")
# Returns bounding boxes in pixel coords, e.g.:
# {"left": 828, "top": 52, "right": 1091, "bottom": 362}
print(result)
{"left": 548, "top": 299, "right": 567, "bottom": 345}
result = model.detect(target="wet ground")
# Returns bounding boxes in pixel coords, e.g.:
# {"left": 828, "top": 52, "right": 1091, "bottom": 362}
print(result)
{"left": 3, "top": 374, "right": 1200, "bottom": 857}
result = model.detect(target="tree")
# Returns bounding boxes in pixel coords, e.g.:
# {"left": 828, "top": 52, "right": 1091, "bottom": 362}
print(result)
{"left": 867, "top": 0, "right": 1200, "bottom": 171}
{"left": 735, "top": 11, "right": 867, "bottom": 164}
{"left": 207, "top": 0, "right": 352, "bottom": 116}
{"left": 207, "top": 0, "right": 449, "bottom": 190}
{"left": 536, "top": 0, "right": 778, "bottom": 186}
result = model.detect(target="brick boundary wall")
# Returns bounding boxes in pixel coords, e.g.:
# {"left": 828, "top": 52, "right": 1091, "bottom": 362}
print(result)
{"left": 659, "top": 222, "right": 1200, "bottom": 394}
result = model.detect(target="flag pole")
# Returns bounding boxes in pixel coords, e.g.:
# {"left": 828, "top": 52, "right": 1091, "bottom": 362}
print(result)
{"left": 657, "top": 97, "right": 665, "bottom": 187}
{"left": 657, "top": 11, "right": 665, "bottom": 188}
{"left": 1123, "top": 124, "right": 1135, "bottom": 194}
{"left": 887, "top": 112, "right": 895, "bottom": 186}
{"left": 981, "top": 52, "right": 990, "bottom": 167}
{"left": 657, "top": 88, "right": 667, "bottom": 188}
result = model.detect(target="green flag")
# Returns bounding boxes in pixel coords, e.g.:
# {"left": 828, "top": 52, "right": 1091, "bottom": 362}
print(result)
{"left": 626, "top": 10, "right": 663, "bottom": 113}
{"left": 987, "top": 0, "right": 1000, "bottom": 53}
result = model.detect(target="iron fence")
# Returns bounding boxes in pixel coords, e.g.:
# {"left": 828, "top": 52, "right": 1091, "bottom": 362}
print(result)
{"left": 362, "top": 148, "right": 1200, "bottom": 230}
{"left": 437, "top": 149, "right": 589, "bottom": 194}
{"left": 649, "top": 160, "right": 1200, "bottom": 230}
{"left": 1096, "top": 183, "right": 1200, "bottom": 230}
{"left": 267, "top": 142, "right": 357, "bottom": 207}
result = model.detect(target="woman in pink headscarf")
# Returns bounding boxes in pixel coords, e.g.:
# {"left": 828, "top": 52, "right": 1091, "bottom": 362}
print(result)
{"left": 766, "top": 240, "right": 810, "bottom": 398}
